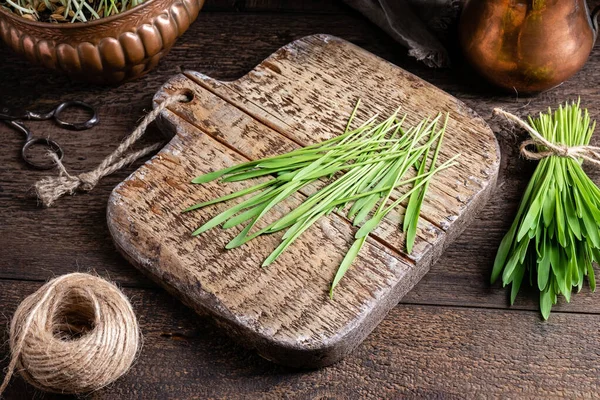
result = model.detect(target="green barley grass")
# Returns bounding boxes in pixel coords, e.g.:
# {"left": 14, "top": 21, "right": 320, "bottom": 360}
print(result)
{"left": 185, "top": 101, "right": 458, "bottom": 296}
{"left": 492, "top": 101, "right": 599, "bottom": 319}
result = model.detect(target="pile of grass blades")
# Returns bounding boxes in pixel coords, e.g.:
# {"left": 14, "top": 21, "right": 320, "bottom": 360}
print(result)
{"left": 185, "top": 101, "right": 458, "bottom": 296}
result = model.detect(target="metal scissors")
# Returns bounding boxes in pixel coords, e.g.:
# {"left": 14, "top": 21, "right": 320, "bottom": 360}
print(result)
{"left": 1, "top": 101, "right": 99, "bottom": 169}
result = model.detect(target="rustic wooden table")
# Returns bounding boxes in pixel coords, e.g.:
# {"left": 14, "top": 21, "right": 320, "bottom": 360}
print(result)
{"left": 1, "top": 1, "right": 599, "bottom": 398}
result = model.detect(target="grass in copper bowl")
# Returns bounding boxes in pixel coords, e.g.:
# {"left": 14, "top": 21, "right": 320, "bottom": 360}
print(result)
{"left": 1, "top": 0, "right": 145, "bottom": 22}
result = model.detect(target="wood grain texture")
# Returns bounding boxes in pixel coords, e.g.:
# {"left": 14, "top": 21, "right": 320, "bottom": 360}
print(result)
{"left": 1, "top": 280, "right": 600, "bottom": 399}
{"left": 202, "top": 0, "right": 347, "bottom": 12}
{"left": 1, "top": 0, "right": 600, "bottom": 397}
{"left": 107, "top": 34, "right": 499, "bottom": 367}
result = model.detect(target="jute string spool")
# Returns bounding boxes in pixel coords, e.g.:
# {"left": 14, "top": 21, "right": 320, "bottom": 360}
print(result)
{"left": 34, "top": 93, "right": 189, "bottom": 207}
{"left": 494, "top": 108, "right": 600, "bottom": 165}
{"left": 0, "top": 273, "right": 140, "bottom": 395}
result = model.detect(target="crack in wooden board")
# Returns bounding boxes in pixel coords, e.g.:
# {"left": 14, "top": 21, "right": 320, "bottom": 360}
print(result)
{"left": 107, "top": 34, "right": 500, "bottom": 368}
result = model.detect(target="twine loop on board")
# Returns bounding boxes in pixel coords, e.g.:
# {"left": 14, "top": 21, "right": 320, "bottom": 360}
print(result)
{"left": 34, "top": 93, "right": 190, "bottom": 207}
{"left": 0, "top": 273, "right": 140, "bottom": 396}
{"left": 493, "top": 108, "right": 600, "bottom": 166}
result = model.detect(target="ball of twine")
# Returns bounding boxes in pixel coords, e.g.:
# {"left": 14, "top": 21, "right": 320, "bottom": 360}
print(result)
{"left": 0, "top": 273, "right": 140, "bottom": 395}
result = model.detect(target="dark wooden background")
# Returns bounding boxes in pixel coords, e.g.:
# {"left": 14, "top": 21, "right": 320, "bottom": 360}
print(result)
{"left": 1, "top": 1, "right": 600, "bottom": 398}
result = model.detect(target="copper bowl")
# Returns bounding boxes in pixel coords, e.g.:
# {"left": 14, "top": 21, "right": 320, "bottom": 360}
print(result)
{"left": 0, "top": 0, "right": 205, "bottom": 84}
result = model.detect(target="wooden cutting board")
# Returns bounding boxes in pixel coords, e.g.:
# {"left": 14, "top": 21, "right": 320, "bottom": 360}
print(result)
{"left": 107, "top": 34, "right": 500, "bottom": 368}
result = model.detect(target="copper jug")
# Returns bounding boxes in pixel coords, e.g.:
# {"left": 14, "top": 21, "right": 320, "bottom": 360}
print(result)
{"left": 459, "top": 0, "right": 599, "bottom": 93}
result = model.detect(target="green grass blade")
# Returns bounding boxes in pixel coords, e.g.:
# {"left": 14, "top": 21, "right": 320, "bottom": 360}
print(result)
{"left": 183, "top": 180, "right": 275, "bottom": 213}
{"left": 329, "top": 237, "right": 367, "bottom": 298}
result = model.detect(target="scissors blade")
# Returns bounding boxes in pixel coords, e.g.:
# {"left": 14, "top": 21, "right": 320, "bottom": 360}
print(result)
{"left": 0, "top": 106, "right": 32, "bottom": 121}
{"left": 2, "top": 119, "right": 30, "bottom": 138}
{"left": 0, "top": 105, "right": 53, "bottom": 121}
{"left": 0, "top": 106, "right": 33, "bottom": 140}
{"left": 0, "top": 106, "right": 16, "bottom": 120}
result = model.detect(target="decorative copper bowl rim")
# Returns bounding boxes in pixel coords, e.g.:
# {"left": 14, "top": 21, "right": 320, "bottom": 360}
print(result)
{"left": 0, "top": 0, "right": 159, "bottom": 29}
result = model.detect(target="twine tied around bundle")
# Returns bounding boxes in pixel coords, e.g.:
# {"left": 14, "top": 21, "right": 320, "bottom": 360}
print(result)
{"left": 34, "top": 94, "right": 189, "bottom": 207}
{"left": 494, "top": 108, "right": 600, "bottom": 166}
{"left": 0, "top": 273, "right": 140, "bottom": 395}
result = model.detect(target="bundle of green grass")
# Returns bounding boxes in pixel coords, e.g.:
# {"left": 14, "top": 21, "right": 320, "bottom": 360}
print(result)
{"left": 1, "top": 0, "right": 145, "bottom": 22}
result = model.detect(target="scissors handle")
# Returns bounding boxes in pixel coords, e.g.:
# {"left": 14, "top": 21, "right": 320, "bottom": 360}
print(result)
{"left": 12, "top": 100, "right": 99, "bottom": 131}
{"left": 2, "top": 101, "right": 99, "bottom": 130}
{"left": 52, "top": 101, "right": 99, "bottom": 131}
{"left": 22, "top": 137, "right": 64, "bottom": 170}
{"left": 2, "top": 101, "right": 97, "bottom": 169}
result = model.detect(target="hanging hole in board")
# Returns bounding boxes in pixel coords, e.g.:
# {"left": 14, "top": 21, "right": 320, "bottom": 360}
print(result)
{"left": 22, "top": 138, "right": 63, "bottom": 170}
{"left": 178, "top": 89, "right": 195, "bottom": 103}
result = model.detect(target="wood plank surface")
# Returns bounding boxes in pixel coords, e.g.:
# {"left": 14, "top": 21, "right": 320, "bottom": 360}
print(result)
{"left": 202, "top": 0, "right": 346, "bottom": 12}
{"left": 1, "top": 0, "right": 600, "bottom": 397}
{"left": 1, "top": 280, "right": 599, "bottom": 399}
{"left": 108, "top": 34, "right": 498, "bottom": 367}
